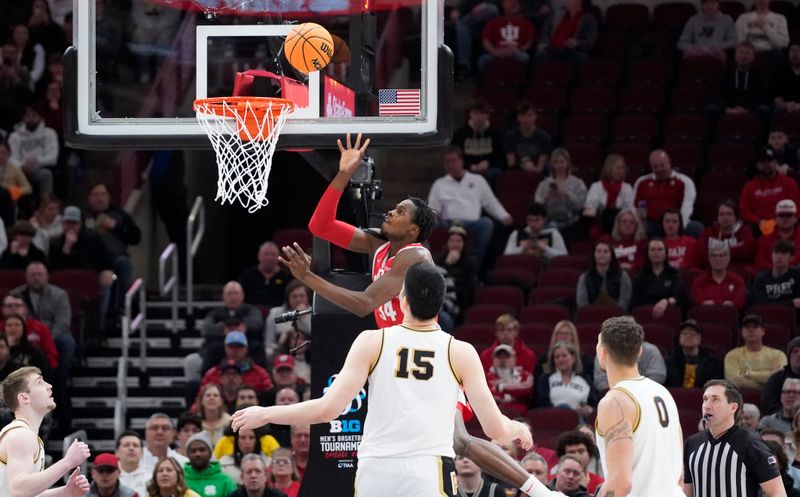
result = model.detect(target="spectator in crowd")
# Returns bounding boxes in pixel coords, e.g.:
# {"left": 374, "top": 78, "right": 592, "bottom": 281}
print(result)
{"left": 553, "top": 431, "right": 604, "bottom": 494}
{"left": 735, "top": 0, "right": 790, "bottom": 53}
{"left": 264, "top": 280, "right": 311, "bottom": 359}
{"left": 451, "top": 0, "right": 500, "bottom": 75}
{"left": 677, "top": 0, "right": 736, "bottom": 61}
{"left": 716, "top": 41, "right": 770, "bottom": 116}
{"left": 593, "top": 340, "right": 666, "bottom": 391}
{"left": 451, "top": 102, "right": 505, "bottom": 179}
{"left": 175, "top": 412, "right": 202, "bottom": 458}
{"left": 536, "top": 0, "right": 598, "bottom": 63}
{"left": 263, "top": 355, "right": 308, "bottom": 406}
{"left": 755, "top": 199, "right": 800, "bottom": 270}
{"left": 696, "top": 198, "right": 756, "bottom": 269}
{"left": 28, "top": 0, "right": 68, "bottom": 56}
{"left": 774, "top": 41, "right": 800, "bottom": 113}
{"left": 504, "top": 203, "right": 568, "bottom": 260}
{"left": 434, "top": 225, "right": 478, "bottom": 326}
{"left": 503, "top": 102, "right": 553, "bottom": 173}
{"left": 762, "top": 440, "right": 800, "bottom": 497}
{"left": 269, "top": 448, "right": 300, "bottom": 497}
{"left": 13, "top": 262, "right": 73, "bottom": 377}
{"left": 213, "top": 416, "right": 279, "bottom": 463}
{"left": 741, "top": 148, "right": 800, "bottom": 231}
{"left": 194, "top": 384, "right": 231, "bottom": 446}
{"left": 183, "top": 432, "right": 237, "bottom": 497}
{"left": 477, "top": 0, "right": 535, "bottom": 73}
{"left": 750, "top": 239, "right": 800, "bottom": 306}
{"left": 202, "top": 281, "right": 264, "bottom": 348}
{"left": 428, "top": 146, "right": 513, "bottom": 265}
{"left": 759, "top": 378, "right": 800, "bottom": 432}
{"left": 195, "top": 332, "right": 273, "bottom": 406}
{"left": 769, "top": 127, "right": 798, "bottom": 176}
{"left": 144, "top": 457, "right": 200, "bottom": 497}
{"left": 2, "top": 314, "right": 50, "bottom": 377}
{"left": 84, "top": 182, "right": 141, "bottom": 304}
{"left": 0, "top": 41, "right": 33, "bottom": 132}
{"left": 534, "top": 320, "right": 593, "bottom": 383}
{"left": 533, "top": 148, "right": 588, "bottom": 232}
{"left": 576, "top": 240, "right": 632, "bottom": 311}
{"left": 521, "top": 452, "right": 549, "bottom": 484}
{"left": 11, "top": 24, "right": 45, "bottom": 84}
{"left": 234, "top": 386, "right": 259, "bottom": 408}
{"left": 633, "top": 149, "right": 700, "bottom": 238}
{"left": 763, "top": 337, "right": 800, "bottom": 415}
{"left": 665, "top": 319, "right": 724, "bottom": 388}
{"left": 268, "top": 388, "right": 299, "bottom": 446}
{"left": 691, "top": 244, "right": 747, "bottom": 310}
{"left": 0, "top": 141, "right": 32, "bottom": 209}
{"left": 601, "top": 209, "right": 646, "bottom": 270}
{"left": 547, "top": 455, "right": 590, "bottom": 497}
{"left": 86, "top": 453, "right": 137, "bottom": 497}
{"left": 485, "top": 344, "right": 533, "bottom": 415}
{"left": 218, "top": 426, "right": 270, "bottom": 484}
{"left": 583, "top": 154, "right": 634, "bottom": 235}
{"left": 8, "top": 105, "right": 58, "bottom": 194}
{"left": 725, "top": 314, "right": 787, "bottom": 389}
{"left": 0, "top": 334, "right": 20, "bottom": 382}
{"left": 535, "top": 341, "right": 595, "bottom": 419}
{"left": 116, "top": 431, "right": 148, "bottom": 497}
{"left": 37, "top": 80, "right": 62, "bottom": 139}
{"left": 226, "top": 454, "right": 287, "bottom": 497}
{"left": 455, "top": 455, "right": 506, "bottom": 497}
{"left": 289, "top": 424, "right": 310, "bottom": 481}
{"left": 1, "top": 293, "right": 58, "bottom": 369}
{"left": 739, "top": 403, "right": 761, "bottom": 431}
{"left": 141, "top": 413, "right": 189, "bottom": 472}
{"left": 631, "top": 238, "right": 689, "bottom": 317}
{"left": 0, "top": 220, "right": 45, "bottom": 269}
{"left": 238, "top": 242, "right": 293, "bottom": 308}
{"left": 480, "top": 314, "right": 537, "bottom": 373}
{"left": 30, "top": 193, "right": 62, "bottom": 254}
{"left": 662, "top": 209, "right": 696, "bottom": 268}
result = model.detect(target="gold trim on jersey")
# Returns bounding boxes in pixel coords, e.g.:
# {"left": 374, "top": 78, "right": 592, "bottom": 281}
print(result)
{"left": 612, "top": 386, "right": 642, "bottom": 433}
{"left": 399, "top": 324, "right": 441, "bottom": 333}
{"left": 447, "top": 337, "right": 462, "bottom": 385}
{"left": 368, "top": 328, "right": 385, "bottom": 375}
{"left": 0, "top": 420, "right": 44, "bottom": 465}
{"left": 438, "top": 457, "right": 447, "bottom": 497}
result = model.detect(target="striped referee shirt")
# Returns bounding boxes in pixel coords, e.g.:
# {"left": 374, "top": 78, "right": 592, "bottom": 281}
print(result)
{"left": 684, "top": 425, "right": 780, "bottom": 497}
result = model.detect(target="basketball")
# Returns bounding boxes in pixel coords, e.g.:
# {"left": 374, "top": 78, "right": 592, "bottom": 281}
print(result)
{"left": 284, "top": 23, "right": 334, "bottom": 75}
{"left": 331, "top": 34, "right": 350, "bottom": 63}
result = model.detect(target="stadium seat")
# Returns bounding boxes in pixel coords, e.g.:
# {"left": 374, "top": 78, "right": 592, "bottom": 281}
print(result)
{"left": 571, "top": 239, "right": 596, "bottom": 255}
{"left": 426, "top": 227, "right": 449, "bottom": 256}
{"left": 498, "top": 194, "right": 531, "bottom": 225}
{"left": 669, "top": 388, "right": 703, "bottom": 411}
{"left": 700, "top": 170, "right": 747, "bottom": 197}
{"left": 669, "top": 84, "right": 710, "bottom": 113}
{"left": 50, "top": 270, "right": 100, "bottom": 302}
{"left": 522, "top": 86, "right": 568, "bottom": 115}
{"left": 475, "top": 84, "right": 519, "bottom": 113}
{"left": 747, "top": 304, "right": 797, "bottom": 333}
{"left": 529, "top": 286, "right": 577, "bottom": 308}
{"left": 772, "top": 112, "right": 800, "bottom": 137}
{"left": 454, "top": 324, "right": 495, "bottom": 345}
{"left": 576, "top": 322, "right": 601, "bottom": 348}
{"left": 619, "top": 86, "right": 666, "bottom": 114}
{"left": 719, "top": 1, "right": 746, "bottom": 19}
{"left": 496, "top": 170, "right": 540, "bottom": 198}
{"left": 520, "top": 304, "right": 570, "bottom": 327}
{"left": 0, "top": 270, "right": 26, "bottom": 290}
{"left": 530, "top": 59, "right": 575, "bottom": 87}
{"left": 700, "top": 323, "right": 733, "bottom": 358}
{"left": 476, "top": 286, "right": 525, "bottom": 313}
{"left": 464, "top": 304, "right": 516, "bottom": 324}
{"left": 561, "top": 114, "right": 608, "bottom": 142}
{"left": 611, "top": 114, "right": 660, "bottom": 143}
{"left": 538, "top": 268, "right": 583, "bottom": 289}
{"left": 482, "top": 57, "right": 528, "bottom": 85}
{"left": 643, "top": 322, "right": 675, "bottom": 352}
{"left": 688, "top": 305, "right": 739, "bottom": 334}
{"left": 536, "top": 112, "right": 560, "bottom": 137}
{"left": 499, "top": 406, "right": 523, "bottom": 419}
{"left": 606, "top": 142, "right": 651, "bottom": 176}
{"left": 527, "top": 407, "right": 580, "bottom": 433}
{"left": 575, "top": 304, "right": 625, "bottom": 325}
{"left": 495, "top": 254, "right": 542, "bottom": 274}
{"left": 679, "top": 56, "right": 725, "bottom": 84}
{"left": 486, "top": 267, "right": 536, "bottom": 291}
{"left": 605, "top": 4, "right": 650, "bottom": 32}
{"left": 694, "top": 195, "right": 727, "bottom": 226}
{"left": 663, "top": 113, "right": 709, "bottom": 142}
{"left": 679, "top": 409, "right": 701, "bottom": 439}
{"left": 715, "top": 113, "right": 763, "bottom": 142}
{"left": 570, "top": 86, "right": 617, "bottom": 114}
{"left": 653, "top": 2, "right": 697, "bottom": 31}
{"left": 739, "top": 388, "right": 761, "bottom": 407}
{"left": 593, "top": 31, "right": 629, "bottom": 58}
{"left": 273, "top": 227, "right": 312, "bottom": 251}
{"left": 663, "top": 142, "right": 704, "bottom": 174}
{"left": 549, "top": 255, "right": 591, "bottom": 271}
{"left": 632, "top": 304, "right": 682, "bottom": 329}
{"left": 628, "top": 59, "right": 673, "bottom": 86}
{"left": 519, "top": 323, "right": 554, "bottom": 350}
{"left": 707, "top": 142, "right": 756, "bottom": 170}
{"left": 577, "top": 59, "right": 624, "bottom": 87}
{"left": 563, "top": 142, "right": 603, "bottom": 169}
{"left": 763, "top": 324, "right": 791, "bottom": 350}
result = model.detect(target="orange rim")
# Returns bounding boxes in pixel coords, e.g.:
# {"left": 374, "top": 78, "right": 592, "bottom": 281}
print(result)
{"left": 194, "top": 96, "right": 295, "bottom": 141}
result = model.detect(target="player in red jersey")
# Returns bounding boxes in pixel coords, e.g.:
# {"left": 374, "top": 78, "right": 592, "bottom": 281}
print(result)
{"left": 279, "top": 134, "right": 543, "bottom": 496}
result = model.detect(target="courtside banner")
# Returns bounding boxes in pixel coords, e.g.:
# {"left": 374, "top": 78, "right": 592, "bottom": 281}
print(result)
{"left": 299, "top": 272, "right": 376, "bottom": 497}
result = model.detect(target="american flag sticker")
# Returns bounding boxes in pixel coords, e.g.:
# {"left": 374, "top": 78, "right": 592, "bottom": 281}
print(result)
{"left": 768, "top": 455, "right": 778, "bottom": 465}
{"left": 378, "top": 89, "right": 421, "bottom": 116}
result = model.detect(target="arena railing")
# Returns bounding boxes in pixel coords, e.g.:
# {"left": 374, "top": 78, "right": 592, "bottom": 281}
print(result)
{"left": 186, "top": 196, "right": 205, "bottom": 331}
{"left": 159, "top": 242, "right": 180, "bottom": 347}
{"left": 115, "top": 278, "right": 146, "bottom": 440}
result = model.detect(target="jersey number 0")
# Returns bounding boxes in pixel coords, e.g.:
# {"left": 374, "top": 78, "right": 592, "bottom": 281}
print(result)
{"left": 395, "top": 348, "right": 435, "bottom": 380}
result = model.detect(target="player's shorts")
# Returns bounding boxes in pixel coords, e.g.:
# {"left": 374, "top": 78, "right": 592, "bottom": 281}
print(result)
{"left": 355, "top": 455, "right": 457, "bottom": 497}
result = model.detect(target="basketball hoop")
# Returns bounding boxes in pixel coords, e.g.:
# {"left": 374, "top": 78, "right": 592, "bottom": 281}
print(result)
{"left": 193, "top": 96, "right": 295, "bottom": 212}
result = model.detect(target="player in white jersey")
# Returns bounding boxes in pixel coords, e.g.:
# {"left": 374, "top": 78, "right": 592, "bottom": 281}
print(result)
{"left": 593, "top": 317, "right": 684, "bottom": 497}
{"left": 0, "top": 366, "right": 91, "bottom": 497}
{"left": 232, "top": 263, "right": 532, "bottom": 497}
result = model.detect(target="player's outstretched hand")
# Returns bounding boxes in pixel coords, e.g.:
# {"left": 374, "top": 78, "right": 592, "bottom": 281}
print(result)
{"left": 64, "top": 467, "right": 90, "bottom": 497}
{"left": 63, "top": 439, "right": 90, "bottom": 468}
{"left": 279, "top": 243, "right": 312, "bottom": 280}
{"left": 231, "top": 405, "right": 269, "bottom": 432}
{"left": 513, "top": 421, "right": 533, "bottom": 451}
{"left": 337, "top": 133, "right": 370, "bottom": 176}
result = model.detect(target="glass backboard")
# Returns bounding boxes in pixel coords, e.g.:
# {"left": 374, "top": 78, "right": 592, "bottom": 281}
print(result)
{"left": 65, "top": 0, "right": 452, "bottom": 150}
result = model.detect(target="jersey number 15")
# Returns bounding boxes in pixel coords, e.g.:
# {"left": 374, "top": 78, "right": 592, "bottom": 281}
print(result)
{"left": 395, "top": 348, "right": 435, "bottom": 380}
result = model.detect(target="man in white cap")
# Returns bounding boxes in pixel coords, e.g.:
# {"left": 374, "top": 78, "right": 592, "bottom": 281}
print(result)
{"left": 754, "top": 198, "right": 800, "bottom": 270}
{"left": 486, "top": 344, "right": 533, "bottom": 414}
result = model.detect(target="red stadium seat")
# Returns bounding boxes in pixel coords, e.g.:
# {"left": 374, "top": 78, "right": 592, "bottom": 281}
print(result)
{"left": 628, "top": 59, "right": 673, "bottom": 86}
{"left": 0, "top": 270, "right": 26, "bottom": 291}
{"left": 643, "top": 322, "right": 675, "bottom": 353}
{"left": 669, "top": 388, "right": 703, "bottom": 411}
{"left": 464, "top": 304, "right": 516, "bottom": 324}
{"left": 50, "top": 270, "right": 100, "bottom": 301}
{"left": 426, "top": 227, "right": 449, "bottom": 256}
{"left": 700, "top": 323, "right": 733, "bottom": 358}
{"left": 563, "top": 142, "right": 603, "bottom": 169}
{"left": 606, "top": 142, "right": 651, "bottom": 176}
{"left": 747, "top": 304, "right": 797, "bottom": 333}
{"left": 522, "top": 86, "right": 568, "bottom": 115}
{"left": 670, "top": 84, "right": 710, "bottom": 113}
{"left": 529, "top": 286, "right": 577, "bottom": 308}
{"left": 663, "top": 113, "right": 709, "bottom": 142}
{"left": 653, "top": 2, "right": 697, "bottom": 30}
{"left": 611, "top": 114, "right": 660, "bottom": 142}
{"left": 548, "top": 255, "right": 591, "bottom": 271}
{"left": 498, "top": 194, "right": 531, "bottom": 226}
{"left": 496, "top": 254, "right": 542, "bottom": 274}
{"left": 454, "top": 324, "right": 495, "bottom": 345}
{"left": 483, "top": 58, "right": 528, "bottom": 85}
{"left": 631, "top": 304, "right": 682, "bottom": 329}
{"left": 773, "top": 112, "right": 800, "bottom": 137}
{"left": 536, "top": 112, "right": 560, "bottom": 136}
{"left": 679, "top": 56, "right": 725, "bottom": 84}
{"left": 740, "top": 388, "right": 761, "bottom": 407}
{"left": 273, "top": 227, "right": 312, "bottom": 251}
{"left": 763, "top": 324, "right": 791, "bottom": 350}
{"left": 561, "top": 114, "right": 608, "bottom": 142}
{"left": 530, "top": 59, "right": 575, "bottom": 87}
{"left": 475, "top": 84, "right": 519, "bottom": 112}
{"left": 716, "top": 113, "right": 763, "bottom": 142}
{"left": 689, "top": 305, "right": 739, "bottom": 334}
{"left": 570, "top": 86, "right": 617, "bottom": 114}
{"left": 663, "top": 142, "right": 704, "bottom": 176}
{"left": 593, "top": 31, "right": 628, "bottom": 58}
{"left": 476, "top": 286, "right": 525, "bottom": 313}
{"left": 605, "top": 4, "right": 650, "bottom": 31}
{"left": 576, "top": 304, "right": 625, "bottom": 325}
{"left": 578, "top": 59, "right": 624, "bottom": 87}
{"left": 577, "top": 322, "right": 601, "bottom": 348}
{"left": 707, "top": 142, "right": 756, "bottom": 170}
{"left": 527, "top": 407, "right": 580, "bottom": 432}
{"left": 538, "top": 268, "right": 583, "bottom": 289}
{"left": 519, "top": 323, "right": 553, "bottom": 350}
{"left": 619, "top": 86, "right": 666, "bottom": 114}
{"left": 520, "top": 304, "right": 570, "bottom": 327}
{"left": 486, "top": 268, "right": 536, "bottom": 291}
{"left": 679, "top": 409, "right": 701, "bottom": 439}
{"left": 700, "top": 169, "right": 747, "bottom": 197}
{"left": 496, "top": 170, "right": 540, "bottom": 198}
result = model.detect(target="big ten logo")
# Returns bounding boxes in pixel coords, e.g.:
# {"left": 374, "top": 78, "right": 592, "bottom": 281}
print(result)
{"left": 329, "top": 419, "right": 361, "bottom": 433}
{"left": 324, "top": 374, "right": 367, "bottom": 415}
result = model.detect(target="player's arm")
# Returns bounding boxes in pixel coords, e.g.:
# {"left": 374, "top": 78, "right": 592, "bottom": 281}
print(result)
{"left": 307, "top": 133, "right": 383, "bottom": 255}
{"left": 682, "top": 483, "right": 693, "bottom": 497}
{"left": 280, "top": 242, "right": 429, "bottom": 317}
{"left": 759, "top": 476, "right": 788, "bottom": 497}
{"left": 6, "top": 433, "right": 89, "bottom": 497}
{"left": 231, "top": 329, "right": 380, "bottom": 429}
{"left": 595, "top": 390, "right": 637, "bottom": 497}
{"left": 450, "top": 339, "right": 532, "bottom": 449}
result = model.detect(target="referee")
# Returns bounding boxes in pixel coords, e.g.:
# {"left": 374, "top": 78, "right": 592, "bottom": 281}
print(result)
{"left": 684, "top": 379, "right": 787, "bottom": 497}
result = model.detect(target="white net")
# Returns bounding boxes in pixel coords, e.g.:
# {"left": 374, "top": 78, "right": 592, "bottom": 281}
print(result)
{"left": 193, "top": 97, "right": 294, "bottom": 213}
